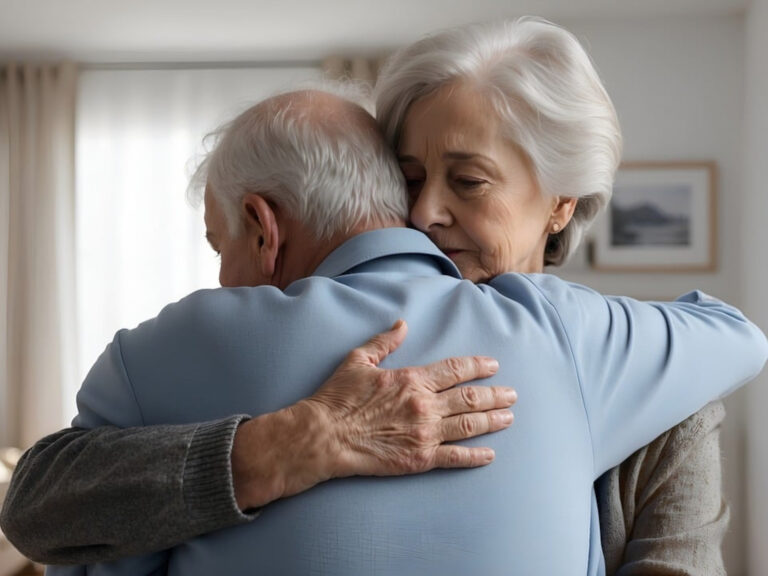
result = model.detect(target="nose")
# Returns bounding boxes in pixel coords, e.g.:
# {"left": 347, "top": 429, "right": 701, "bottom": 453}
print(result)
{"left": 409, "top": 180, "right": 453, "bottom": 232}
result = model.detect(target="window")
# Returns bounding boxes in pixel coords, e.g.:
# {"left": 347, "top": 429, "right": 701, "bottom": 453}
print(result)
{"left": 72, "top": 66, "right": 320, "bottom": 423}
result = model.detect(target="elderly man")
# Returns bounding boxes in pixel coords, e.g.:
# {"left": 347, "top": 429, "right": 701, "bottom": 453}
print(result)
{"left": 5, "top": 89, "right": 767, "bottom": 576}
{"left": 1, "top": 90, "right": 516, "bottom": 564}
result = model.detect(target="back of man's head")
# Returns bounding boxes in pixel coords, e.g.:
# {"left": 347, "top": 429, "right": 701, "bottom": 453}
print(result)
{"left": 190, "top": 87, "right": 408, "bottom": 240}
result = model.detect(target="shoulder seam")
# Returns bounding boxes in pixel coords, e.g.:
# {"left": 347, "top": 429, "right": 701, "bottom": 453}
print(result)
{"left": 114, "top": 329, "right": 148, "bottom": 426}
{"left": 518, "top": 275, "right": 597, "bottom": 476}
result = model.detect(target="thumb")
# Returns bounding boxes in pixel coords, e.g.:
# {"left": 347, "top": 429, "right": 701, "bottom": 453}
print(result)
{"left": 348, "top": 319, "right": 408, "bottom": 367}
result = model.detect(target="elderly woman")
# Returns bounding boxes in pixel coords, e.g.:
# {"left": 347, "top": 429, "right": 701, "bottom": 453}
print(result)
{"left": 1, "top": 18, "right": 736, "bottom": 576}
{"left": 373, "top": 17, "right": 728, "bottom": 574}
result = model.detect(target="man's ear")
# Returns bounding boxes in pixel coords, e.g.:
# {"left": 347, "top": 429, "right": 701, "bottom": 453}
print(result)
{"left": 242, "top": 193, "right": 279, "bottom": 278}
{"left": 551, "top": 196, "right": 578, "bottom": 230}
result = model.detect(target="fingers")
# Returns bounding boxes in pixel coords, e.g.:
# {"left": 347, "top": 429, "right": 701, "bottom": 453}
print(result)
{"left": 432, "top": 445, "right": 496, "bottom": 469}
{"left": 348, "top": 319, "right": 408, "bottom": 367}
{"left": 439, "top": 409, "right": 514, "bottom": 443}
{"left": 421, "top": 356, "right": 500, "bottom": 393}
{"left": 437, "top": 385, "right": 517, "bottom": 417}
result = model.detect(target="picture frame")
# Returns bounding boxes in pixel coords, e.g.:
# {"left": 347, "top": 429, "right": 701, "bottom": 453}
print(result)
{"left": 590, "top": 161, "right": 717, "bottom": 272}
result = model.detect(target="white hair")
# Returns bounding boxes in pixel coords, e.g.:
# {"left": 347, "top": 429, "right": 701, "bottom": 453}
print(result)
{"left": 375, "top": 17, "right": 622, "bottom": 266}
{"left": 189, "top": 83, "right": 408, "bottom": 240}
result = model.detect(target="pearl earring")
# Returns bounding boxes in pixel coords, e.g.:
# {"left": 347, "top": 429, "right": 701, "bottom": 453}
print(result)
{"left": 551, "top": 222, "right": 561, "bottom": 234}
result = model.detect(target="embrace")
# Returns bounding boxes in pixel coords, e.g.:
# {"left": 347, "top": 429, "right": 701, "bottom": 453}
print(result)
{"left": 2, "top": 17, "right": 767, "bottom": 576}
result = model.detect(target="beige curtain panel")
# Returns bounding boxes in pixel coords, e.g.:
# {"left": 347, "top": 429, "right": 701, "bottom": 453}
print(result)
{"left": 322, "top": 56, "right": 382, "bottom": 85}
{"left": 0, "top": 62, "right": 78, "bottom": 448}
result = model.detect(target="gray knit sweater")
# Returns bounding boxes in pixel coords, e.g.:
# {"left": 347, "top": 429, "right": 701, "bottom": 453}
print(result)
{"left": 0, "top": 403, "right": 727, "bottom": 575}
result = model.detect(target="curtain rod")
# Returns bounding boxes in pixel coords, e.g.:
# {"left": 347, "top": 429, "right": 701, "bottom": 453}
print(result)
{"left": 81, "top": 60, "right": 323, "bottom": 71}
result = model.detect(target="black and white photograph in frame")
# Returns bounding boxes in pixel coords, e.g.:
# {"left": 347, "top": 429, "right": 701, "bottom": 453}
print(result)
{"left": 590, "top": 162, "right": 717, "bottom": 272}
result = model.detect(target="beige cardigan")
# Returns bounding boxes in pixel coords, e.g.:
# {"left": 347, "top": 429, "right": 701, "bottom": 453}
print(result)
{"left": 597, "top": 401, "right": 728, "bottom": 576}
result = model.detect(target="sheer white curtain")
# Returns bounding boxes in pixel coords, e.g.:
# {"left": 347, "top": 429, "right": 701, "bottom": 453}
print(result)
{"left": 1, "top": 62, "right": 78, "bottom": 449}
{"left": 72, "top": 66, "right": 320, "bottom": 424}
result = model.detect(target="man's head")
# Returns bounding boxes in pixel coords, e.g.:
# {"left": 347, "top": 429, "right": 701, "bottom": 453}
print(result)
{"left": 191, "top": 88, "right": 409, "bottom": 288}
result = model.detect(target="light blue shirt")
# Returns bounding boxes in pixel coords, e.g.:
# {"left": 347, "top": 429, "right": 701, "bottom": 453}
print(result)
{"left": 51, "top": 228, "right": 767, "bottom": 576}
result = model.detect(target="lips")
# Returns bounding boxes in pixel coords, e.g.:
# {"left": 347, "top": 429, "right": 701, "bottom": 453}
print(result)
{"left": 427, "top": 234, "right": 464, "bottom": 259}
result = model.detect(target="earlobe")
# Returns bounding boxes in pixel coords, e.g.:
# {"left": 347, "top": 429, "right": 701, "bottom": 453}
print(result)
{"left": 552, "top": 196, "right": 578, "bottom": 230}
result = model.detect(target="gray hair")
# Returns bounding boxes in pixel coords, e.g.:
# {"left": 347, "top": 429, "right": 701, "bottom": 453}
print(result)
{"left": 189, "top": 84, "right": 408, "bottom": 240}
{"left": 375, "top": 17, "right": 622, "bottom": 266}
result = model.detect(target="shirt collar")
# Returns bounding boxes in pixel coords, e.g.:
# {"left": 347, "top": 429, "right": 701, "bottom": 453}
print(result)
{"left": 311, "top": 228, "right": 461, "bottom": 279}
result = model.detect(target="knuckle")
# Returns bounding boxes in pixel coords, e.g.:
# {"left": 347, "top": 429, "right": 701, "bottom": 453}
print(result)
{"left": 412, "top": 424, "right": 432, "bottom": 445}
{"left": 458, "top": 414, "right": 476, "bottom": 437}
{"left": 398, "top": 367, "right": 417, "bottom": 387}
{"left": 447, "top": 447, "right": 463, "bottom": 467}
{"left": 407, "top": 395, "right": 430, "bottom": 418}
{"left": 460, "top": 386, "right": 480, "bottom": 410}
{"left": 445, "top": 357, "right": 465, "bottom": 380}
{"left": 345, "top": 348, "right": 364, "bottom": 363}
{"left": 366, "top": 338, "right": 386, "bottom": 357}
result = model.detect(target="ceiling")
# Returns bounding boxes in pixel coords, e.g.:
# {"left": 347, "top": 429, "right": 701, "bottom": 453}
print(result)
{"left": 0, "top": 0, "right": 749, "bottom": 63}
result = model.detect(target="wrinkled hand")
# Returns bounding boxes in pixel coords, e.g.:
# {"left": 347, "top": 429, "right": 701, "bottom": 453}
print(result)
{"left": 232, "top": 320, "right": 516, "bottom": 510}
{"left": 302, "top": 319, "right": 517, "bottom": 479}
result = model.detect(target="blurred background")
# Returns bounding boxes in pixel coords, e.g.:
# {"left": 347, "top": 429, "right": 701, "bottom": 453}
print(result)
{"left": 1, "top": 0, "right": 767, "bottom": 574}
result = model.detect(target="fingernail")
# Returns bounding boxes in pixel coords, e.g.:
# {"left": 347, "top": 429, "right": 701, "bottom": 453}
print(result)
{"left": 484, "top": 358, "right": 499, "bottom": 372}
{"left": 500, "top": 411, "right": 514, "bottom": 425}
{"left": 483, "top": 448, "right": 495, "bottom": 462}
{"left": 506, "top": 389, "right": 518, "bottom": 403}
{"left": 392, "top": 319, "right": 404, "bottom": 330}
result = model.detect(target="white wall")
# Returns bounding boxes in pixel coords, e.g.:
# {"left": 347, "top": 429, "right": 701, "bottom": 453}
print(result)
{"left": 743, "top": 1, "right": 768, "bottom": 574}
{"left": 555, "top": 14, "right": 750, "bottom": 575}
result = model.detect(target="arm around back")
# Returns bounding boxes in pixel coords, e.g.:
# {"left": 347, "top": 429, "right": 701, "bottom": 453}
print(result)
{"left": 0, "top": 417, "right": 253, "bottom": 565}
{"left": 1, "top": 317, "right": 514, "bottom": 565}
{"left": 494, "top": 274, "right": 767, "bottom": 476}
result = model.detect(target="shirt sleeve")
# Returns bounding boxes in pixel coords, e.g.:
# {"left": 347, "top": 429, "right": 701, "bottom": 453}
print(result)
{"left": 72, "top": 330, "right": 146, "bottom": 429}
{"left": 0, "top": 329, "right": 256, "bottom": 566}
{"left": 497, "top": 274, "right": 768, "bottom": 477}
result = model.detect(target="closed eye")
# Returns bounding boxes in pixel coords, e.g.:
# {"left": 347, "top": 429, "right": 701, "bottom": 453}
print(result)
{"left": 455, "top": 178, "right": 487, "bottom": 189}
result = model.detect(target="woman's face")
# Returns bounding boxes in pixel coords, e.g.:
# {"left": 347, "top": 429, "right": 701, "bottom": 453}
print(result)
{"left": 399, "top": 82, "right": 569, "bottom": 282}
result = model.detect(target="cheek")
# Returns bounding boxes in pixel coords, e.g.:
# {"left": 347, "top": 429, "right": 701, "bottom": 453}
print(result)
{"left": 463, "top": 208, "right": 508, "bottom": 262}
{"left": 469, "top": 203, "right": 530, "bottom": 274}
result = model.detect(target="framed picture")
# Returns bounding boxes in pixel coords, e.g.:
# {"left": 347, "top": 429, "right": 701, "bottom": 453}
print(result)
{"left": 590, "top": 162, "right": 717, "bottom": 272}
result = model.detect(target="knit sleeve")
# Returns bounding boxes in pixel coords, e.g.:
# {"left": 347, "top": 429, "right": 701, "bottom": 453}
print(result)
{"left": 596, "top": 401, "right": 728, "bottom": 576}
{"left": 0, "top": 415, "right": 257, "bottom": 565}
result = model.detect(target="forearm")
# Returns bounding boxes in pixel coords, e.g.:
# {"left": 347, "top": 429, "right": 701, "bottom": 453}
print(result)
{"left": 231, "top": 401, "right": 337, "bottom": 510}
{"left": 0, "top": 416, "right": 254, "bottom": 565}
